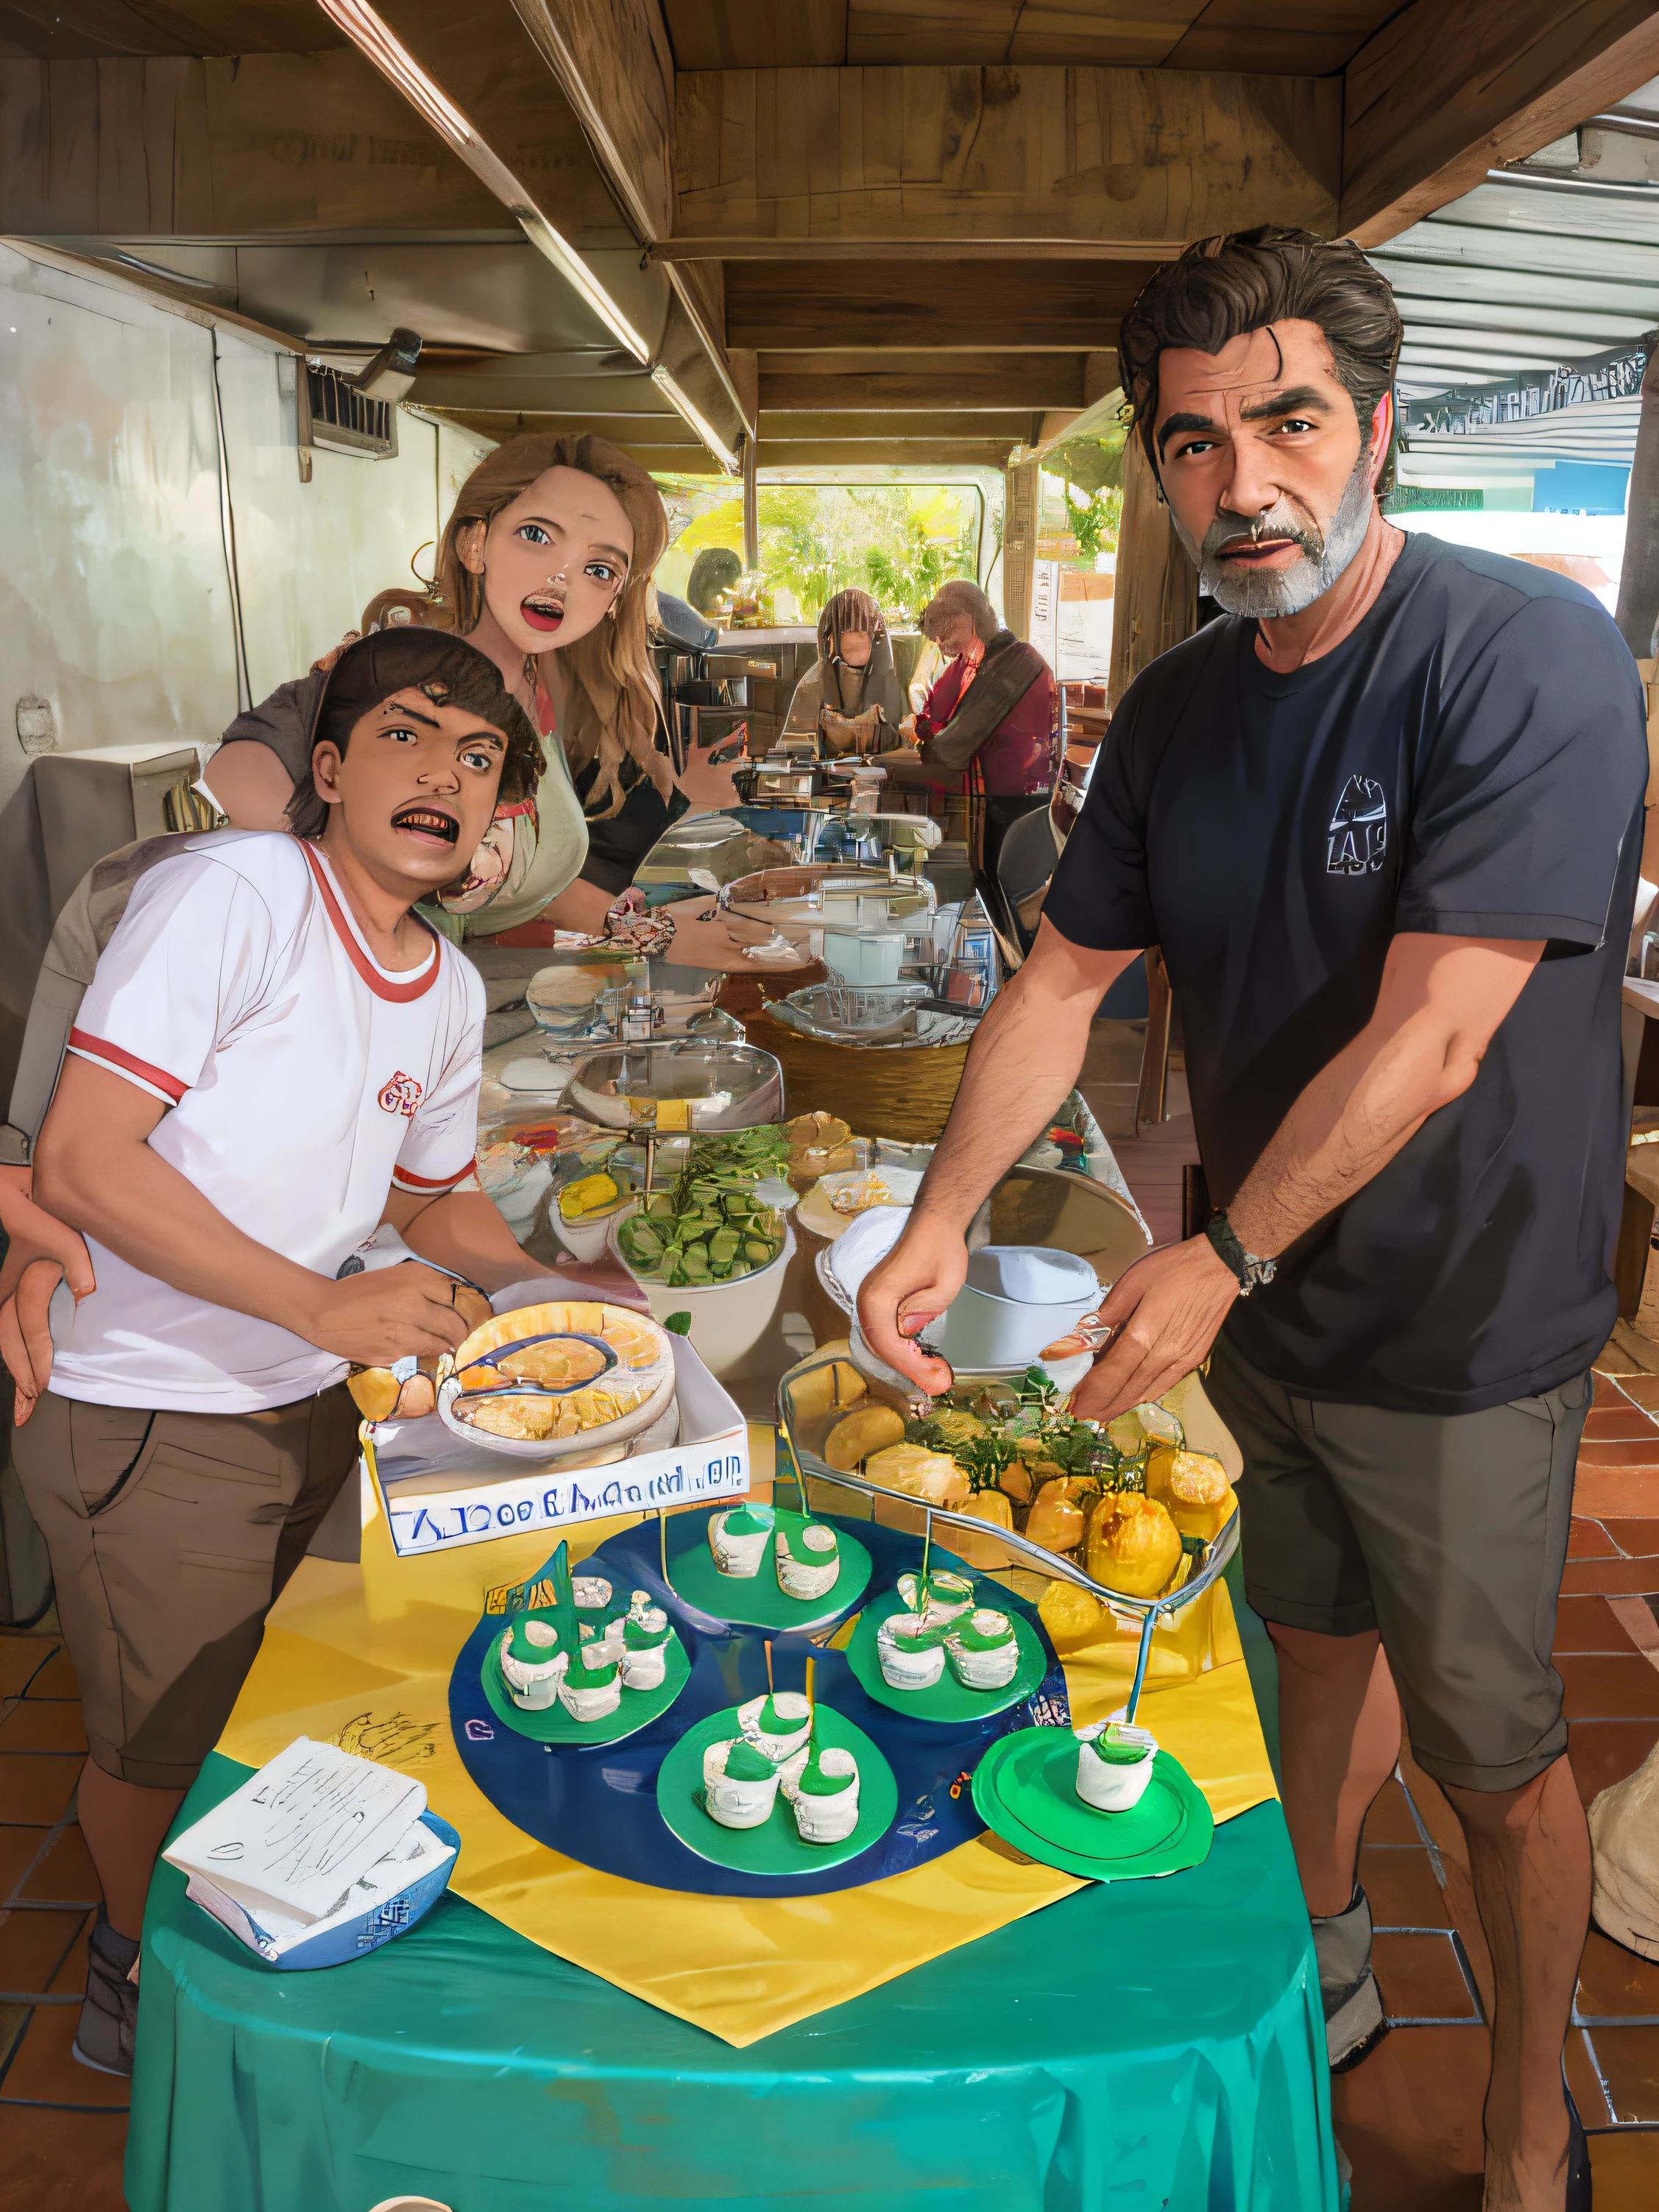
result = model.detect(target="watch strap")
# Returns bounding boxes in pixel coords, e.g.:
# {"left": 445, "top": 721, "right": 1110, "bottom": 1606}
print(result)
{"left": 1203, "top": 1209, "right": 1277, "bottom": 1296}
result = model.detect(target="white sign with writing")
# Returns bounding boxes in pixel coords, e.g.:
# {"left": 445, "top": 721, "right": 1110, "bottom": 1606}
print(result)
{"left": 370, "top": 1337, "right": 751, "bottom": 1560}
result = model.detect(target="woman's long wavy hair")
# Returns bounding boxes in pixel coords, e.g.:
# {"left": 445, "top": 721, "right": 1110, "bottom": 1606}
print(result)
{"left": 430, "top": 433, "right": 671, "bottom": 819}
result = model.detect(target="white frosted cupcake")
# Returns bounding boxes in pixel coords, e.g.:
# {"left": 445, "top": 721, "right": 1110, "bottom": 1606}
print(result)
{"left": 775, "top": 1520, "right": 840, "bottom": 1601}
{"left": 944, "top": 1608, "right": 1021, "bottom": 1692}
{"left": 709, "top": 1503, "right": 777, "bottom": 1578}
{"left": 703, "top": 1736, "right": 782, "bottom": 1828}
{"left": 737, "top": 1690, "right": 812, "bottom": 1763}
{"left": 897, "top": 1568, "right": 975, "bottom": 1628}
{"left": 780, "top": 1742, "right": 860, "bottom": 1844}
{"left": 876, "top": 1612, "right": 947, "bottom": 1691}
{"left": 620, "top": 1603, "right": 673, "bottom": 1690}
{"left": 1075, "top": 1721, "right": 1159, "bottom": 1811}
{"left": 556, "top": 1644, "right": 623, "bottom": 1722}
{"left": 498, "top": 1614, "right": 568, "bottom": 1709}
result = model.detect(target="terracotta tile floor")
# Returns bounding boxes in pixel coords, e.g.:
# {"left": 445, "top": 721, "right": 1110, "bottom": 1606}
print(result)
{"left": 1329, "top": 1352, "right": 1659, "bottom": 2212}
{"left": 4, "top": 1275, "right": 1659, "bottom": 2207}
{"left": 0, "top": 1630, "right": 124, "bottom": 2212}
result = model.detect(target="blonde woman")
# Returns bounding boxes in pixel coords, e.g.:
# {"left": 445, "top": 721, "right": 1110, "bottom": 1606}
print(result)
{"left": 206, "top": 434, "right": 775, "bottom": 967}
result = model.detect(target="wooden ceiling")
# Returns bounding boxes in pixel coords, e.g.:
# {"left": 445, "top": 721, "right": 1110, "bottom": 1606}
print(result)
{"left": 660, "top": 3, "right": 1401, "bottom": 79}
{"left": 2, "top": 1, "right": 1657, "bottom": 471}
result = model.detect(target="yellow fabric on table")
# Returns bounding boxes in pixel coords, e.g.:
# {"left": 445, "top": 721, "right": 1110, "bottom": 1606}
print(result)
{"left": 217, "top": 1423, "right": 1277, "bottom": 2048}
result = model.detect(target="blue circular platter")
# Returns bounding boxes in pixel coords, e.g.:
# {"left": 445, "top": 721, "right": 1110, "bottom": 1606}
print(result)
{"left": 448, "top": 1508, "right": 1069, "bottom": 1899}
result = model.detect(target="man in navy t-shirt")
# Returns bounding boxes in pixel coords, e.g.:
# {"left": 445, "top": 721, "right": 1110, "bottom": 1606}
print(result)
{"left": 861, "top": 226, "right": 1644, "bottom": 2210}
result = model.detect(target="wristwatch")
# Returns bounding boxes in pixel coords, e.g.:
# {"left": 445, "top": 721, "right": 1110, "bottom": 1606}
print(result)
{"left": 1203, "top": 1209, "right": 1278, "bottom": 1298}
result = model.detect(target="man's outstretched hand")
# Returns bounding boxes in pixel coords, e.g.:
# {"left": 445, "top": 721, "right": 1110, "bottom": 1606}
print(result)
{"left": 1071, "top": 1235, "right": 1239, "bottom": 1424}
{"left": 855, "top": 1212, "right": 969, "bottom": 1398}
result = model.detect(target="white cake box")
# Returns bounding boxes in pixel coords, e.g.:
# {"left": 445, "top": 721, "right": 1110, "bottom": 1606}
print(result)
{"left": 368, "top": 1331, "right": 749, "bottom": 1561}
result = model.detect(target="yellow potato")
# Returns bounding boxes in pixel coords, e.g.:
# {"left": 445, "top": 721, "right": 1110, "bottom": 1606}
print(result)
{"left": 1086, "top": 1493, "right": 1184, "bottom": 1600}
{"left": 1145, "top": 1447, "right": 1237, "bottom": 1542}
{"left": 1025, "top": 1477, "right": 1093, "bottom": 1555}
{"left": 396, "top": 1372, "right": 437, "bottom": 1421}
{"left": 347, "top": 1365, "right": 402, "bottom": 1423}
{"left": 787, "top": 1360, "right": 868, "bottom": 1424}
{"left": 865, "top": 1442, "right": 971, "bottom": 1510}
{"left": 953, "top": 1486, "right": 1015, "bottom": 1566}
{"left": 1039, "top": 1580, "right": 1108, "bottom": 1654}
{"left": 788, "top": 1109, "right": 852, "bottom": 1150}
{"left": 998, "top": 1459, "right": 1036, "bottom": 1506}
{"left": 824, "top": 1402, "right": 907, "bottom": 1472}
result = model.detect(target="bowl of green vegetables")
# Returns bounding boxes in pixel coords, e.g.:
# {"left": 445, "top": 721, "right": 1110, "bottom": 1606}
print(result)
{"left": 606, "top": 1125, "right": 797, "bottom": 1379}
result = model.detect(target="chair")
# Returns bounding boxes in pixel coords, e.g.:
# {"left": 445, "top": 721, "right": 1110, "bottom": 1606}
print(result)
{"left": 994, "top": 803, "right": 1060, "bottom": 957}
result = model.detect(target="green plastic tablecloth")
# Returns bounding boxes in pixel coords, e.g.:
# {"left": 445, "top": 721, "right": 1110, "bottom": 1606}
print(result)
{"left": 127, "top": 1759, "right": 1335, "bottom": 2212}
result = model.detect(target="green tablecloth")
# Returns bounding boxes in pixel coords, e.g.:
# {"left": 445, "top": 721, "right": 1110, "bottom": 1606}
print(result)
{"left": 128, "top": 1765, "right": 1335, "bottom": 2212}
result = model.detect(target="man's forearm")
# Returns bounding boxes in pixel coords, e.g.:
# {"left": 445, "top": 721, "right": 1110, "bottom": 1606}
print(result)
{"left": 37, "top": 1137, "right": 330, "bottom": 1340}
{"left": 1227, "top": 936, "right": 1542, "bottom": 1257}
{"left": 392, "top": 1190, "right": 537, "bottom": 1294}
{"left": 913, "top": 933, "right": 1139, "bottom": 1231}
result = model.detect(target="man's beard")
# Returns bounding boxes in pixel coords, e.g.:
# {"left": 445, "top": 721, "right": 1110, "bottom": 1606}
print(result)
{"left": 1172, "top": 456, "right": 1375, "bottom": 619}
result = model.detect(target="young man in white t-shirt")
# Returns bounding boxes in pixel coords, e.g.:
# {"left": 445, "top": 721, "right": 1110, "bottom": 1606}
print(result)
{"left": 7, "top": 629, "right": 556, "bottom": 2074}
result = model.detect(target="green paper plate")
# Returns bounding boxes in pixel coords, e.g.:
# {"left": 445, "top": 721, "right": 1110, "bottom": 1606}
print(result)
{"left": 972, "top": 1729, "right": 1214, "bottom": 1881}
{"left": 657, "top": 1703, "right": 898, "bottom": 1876}
{"left": 480, "top": 1622, "right": 690, "bottom": 1746}
{"left": 668, "top": 1509, "right": 871, "bottom": 1630}
{"left": 845, "top": 1587, "right": 1048, "bottom": 1722}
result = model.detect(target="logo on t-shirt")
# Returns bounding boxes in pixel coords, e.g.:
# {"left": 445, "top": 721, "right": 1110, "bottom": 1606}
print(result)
{"left": 378, "top": 1071, "right": 423, "bottom": 1118}
{"left": 1326, "top": 775, "right": 1388, "bottom": 876}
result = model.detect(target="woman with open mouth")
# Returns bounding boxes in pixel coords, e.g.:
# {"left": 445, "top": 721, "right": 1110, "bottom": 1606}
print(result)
{"left": 200, "top": 431, "right": 792, "bottom": 972}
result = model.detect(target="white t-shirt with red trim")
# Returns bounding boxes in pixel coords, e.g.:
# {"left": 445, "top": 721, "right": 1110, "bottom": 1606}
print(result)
{"left": 49, "top": 829, "right": 484, "bottom": 1414}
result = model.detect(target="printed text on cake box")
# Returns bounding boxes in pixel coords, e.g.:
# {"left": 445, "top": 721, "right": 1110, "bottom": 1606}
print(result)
{"left": 383, "top": 1427, "right": 750, "bottom": 1558}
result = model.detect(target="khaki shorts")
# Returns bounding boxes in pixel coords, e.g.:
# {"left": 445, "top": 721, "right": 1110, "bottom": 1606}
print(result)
{"left": 1205, "top": 1331, "right": 1590, "bottom": 1793}
{"left": 14, "top": 1386, "right": 357, "bottom": 1788}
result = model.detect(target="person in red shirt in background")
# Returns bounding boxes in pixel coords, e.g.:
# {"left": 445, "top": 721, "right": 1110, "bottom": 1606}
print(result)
{"left": 908, "top": 579, "right": 1058, "bottom": 893}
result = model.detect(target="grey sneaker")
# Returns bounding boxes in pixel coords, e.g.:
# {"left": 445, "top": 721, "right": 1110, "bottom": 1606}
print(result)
{"left": 1312, "top": 1884, "right": 1387, "bottom": 2073}
{"left": 73, "top": 1904, "right": 138, "bottom": 2077}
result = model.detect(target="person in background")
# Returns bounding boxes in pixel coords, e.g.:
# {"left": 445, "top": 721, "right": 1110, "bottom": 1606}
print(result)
{"left": 2, "top": 630, "right": 556, "bottom": 2077}
{"left": 204, "top": 434, "right": 777, "bottom": 969}
{"left": 781, "top": 588, "right": 909, "bottom": 755}
{"left": 908, "top": 579, "right": 1057, "bottom": 888}
{"left": 686, "top": 545, "right": 743, "bottom": 624}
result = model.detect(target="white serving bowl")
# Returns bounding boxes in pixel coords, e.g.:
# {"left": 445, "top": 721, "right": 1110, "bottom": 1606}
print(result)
{"left": 606, "top": 1208, "right": 794, "bottom": 1380}
{"left": 550, "top": 1184, "right": 640, "bottom": 1264}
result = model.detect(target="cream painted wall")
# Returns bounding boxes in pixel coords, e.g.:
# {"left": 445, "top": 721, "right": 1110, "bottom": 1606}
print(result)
{"left": 0, "top": 240, "right": 493, "bottom": 1104}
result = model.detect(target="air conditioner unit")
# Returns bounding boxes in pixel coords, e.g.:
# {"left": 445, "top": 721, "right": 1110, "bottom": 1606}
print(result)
{"left": 299, "top": 364, "right": 399, "bottom": 459}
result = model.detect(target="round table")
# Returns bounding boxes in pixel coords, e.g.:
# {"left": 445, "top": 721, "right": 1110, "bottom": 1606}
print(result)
{"left": 128, "top": 1743, "right": 1338, "bottom": 2211}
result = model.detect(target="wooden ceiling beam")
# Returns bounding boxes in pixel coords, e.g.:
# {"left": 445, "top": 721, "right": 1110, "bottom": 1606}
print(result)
{"left": 727, "top": 258, "right": 1138, "bottom": 350}
{"left": 1342, "top": 0, "right": 1659, "bottom": 244}
{"left": 656, "top": 236, "right": 1184, "bottom": 261}
{"left": 760, "top": 361, "right": 1088, "bottom": 410}
{"left": 674, "top": 64, "right": 1340, "bottom": 251}
{"left": 754, "top": 440, "right": 1020, "bottom": 467}
{"left": 757, "top": 409, "right": 1044, "bottom": 440}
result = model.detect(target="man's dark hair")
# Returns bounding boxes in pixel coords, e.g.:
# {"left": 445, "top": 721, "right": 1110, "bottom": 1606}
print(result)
{"left": 286, "top": 629, "right": 545, "bottom": 839}
{"left": 1117, "top": 226, "right": 1403, "bottom": 476}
